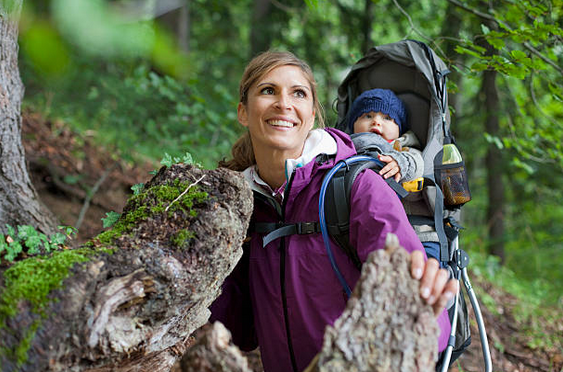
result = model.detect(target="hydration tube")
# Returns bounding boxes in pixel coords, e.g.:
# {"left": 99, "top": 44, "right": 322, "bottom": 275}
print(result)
{"left": 318, "top": 155, "right": 385, "bottom": 298}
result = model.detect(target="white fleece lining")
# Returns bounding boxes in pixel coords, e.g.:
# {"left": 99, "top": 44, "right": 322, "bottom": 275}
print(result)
{"left": 243, "top": 129, "right": 337, "bottom": 199}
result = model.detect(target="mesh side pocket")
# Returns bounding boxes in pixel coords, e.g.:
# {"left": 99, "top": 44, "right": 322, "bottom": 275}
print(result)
{"left": 437, "top": 162, "right": 471, "bottom": 207}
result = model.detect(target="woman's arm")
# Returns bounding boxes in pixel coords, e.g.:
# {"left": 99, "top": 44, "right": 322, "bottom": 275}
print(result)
{"left": 209, "top": 244, "right": 258, "bottom": 351}
{"left": 348, "top": 169, "right": 457, "bottom": 316}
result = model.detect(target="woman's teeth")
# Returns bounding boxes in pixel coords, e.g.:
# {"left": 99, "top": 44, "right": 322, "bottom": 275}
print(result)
{"left": 269, "top": 120, "right": 294, "bottom": 128}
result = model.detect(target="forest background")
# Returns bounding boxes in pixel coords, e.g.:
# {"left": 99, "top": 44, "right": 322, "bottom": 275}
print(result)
{"left": 9, "top": 0, "right": 563, "bottom": 365}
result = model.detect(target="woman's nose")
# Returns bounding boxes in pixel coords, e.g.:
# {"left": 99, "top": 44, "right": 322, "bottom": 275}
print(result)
{"left": 275, "top": 93, "right": 291, "bottom": 109}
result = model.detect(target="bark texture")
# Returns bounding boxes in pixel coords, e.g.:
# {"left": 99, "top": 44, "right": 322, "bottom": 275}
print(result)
{"left": 309, "top": 233, "right": 439, "bottom": 372}
{"left": 0, "top": 1, "right": 59, "bottom": 235}
{"left": 180, "top": 322, "right": 252, "bottom": 372}
{"left": 0, "top": 165, "right": 252, "bottom": 372}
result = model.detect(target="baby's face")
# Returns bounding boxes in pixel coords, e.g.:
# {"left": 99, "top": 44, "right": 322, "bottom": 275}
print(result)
{"left": 353, "top": 111, "right": 399, "bottom": 141}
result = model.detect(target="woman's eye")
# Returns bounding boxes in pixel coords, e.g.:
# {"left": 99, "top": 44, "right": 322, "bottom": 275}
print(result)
{"left": 385, "top": 115, "right": 392, "bottom": 121}
{"left": 294, "top": 89, "right": 306, "bottom": 98}
{"left": 261, "top": 87, "right": 275, "bottom": 95}
{"left": 365, "top": 114, "right": 373, "bottom": 119}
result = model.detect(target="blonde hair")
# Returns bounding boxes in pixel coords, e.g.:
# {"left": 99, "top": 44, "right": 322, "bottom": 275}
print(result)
{"left": 219, "top": 51, "right": 325, "bottom": 171}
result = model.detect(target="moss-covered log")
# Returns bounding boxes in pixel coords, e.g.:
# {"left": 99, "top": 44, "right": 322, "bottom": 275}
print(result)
{"left": 0, "top": 165, "right": 253, "bottom": 372}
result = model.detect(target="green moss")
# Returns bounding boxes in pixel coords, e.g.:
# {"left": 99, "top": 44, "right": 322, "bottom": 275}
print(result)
{"left": 0, "top": 247, "right": 103, "bottom": 366}
{"left": 14, "top": 320, "right": 40, "bottom": 366}
{"left": 95, "top": 182, "right": 208, "bottom": 246}
{"left": 0, "top": 248, "right": 96, "bottom": 326}
{"left": 170, "top": 229, "right": 195, "bottom": 248}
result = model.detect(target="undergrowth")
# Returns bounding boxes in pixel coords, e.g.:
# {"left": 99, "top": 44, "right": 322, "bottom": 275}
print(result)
{"left": 469, "top": 250, "right": 562, "bottom": 353}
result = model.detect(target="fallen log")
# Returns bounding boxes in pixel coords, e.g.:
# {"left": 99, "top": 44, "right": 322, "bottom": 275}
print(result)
{"left": 0, "top": 164, "right": 253, "bottom": 372}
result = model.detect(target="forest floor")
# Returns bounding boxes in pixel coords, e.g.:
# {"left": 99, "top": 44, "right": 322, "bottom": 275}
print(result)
{"left": 22, "top": 112, "right": 562, "bottom": 372}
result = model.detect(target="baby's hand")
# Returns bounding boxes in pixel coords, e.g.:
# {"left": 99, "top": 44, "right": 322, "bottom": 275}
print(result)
{"left": 378, "top": 155, "right": 401, "bottom": 182}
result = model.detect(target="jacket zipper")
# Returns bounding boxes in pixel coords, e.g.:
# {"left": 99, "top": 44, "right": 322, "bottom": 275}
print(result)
{"left": 281, "top": 169, "right": 298, "bottom": 372}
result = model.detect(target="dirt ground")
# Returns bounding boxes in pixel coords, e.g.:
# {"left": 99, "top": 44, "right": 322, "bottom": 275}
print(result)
{"left": 22, "top": 112, "right": 562, "bottom": 372}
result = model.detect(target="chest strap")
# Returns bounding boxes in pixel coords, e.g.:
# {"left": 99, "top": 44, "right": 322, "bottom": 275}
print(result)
{"left": 251, "top": 222, "right": 322, "bottom": 247}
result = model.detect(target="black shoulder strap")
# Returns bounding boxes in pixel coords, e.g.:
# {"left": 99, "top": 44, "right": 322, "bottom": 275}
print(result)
{"left": 249, "top": 159, "right": 407, "bottom": 271}
{"left": 324, "top": 161, "right": 407, "bottom": 270}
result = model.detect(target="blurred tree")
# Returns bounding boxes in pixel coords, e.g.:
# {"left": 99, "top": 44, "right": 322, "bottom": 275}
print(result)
{"left": 360, "top": 0, "right": 374, "bottom": 54}
{"left": 0, "top": 0, "right": 58, "bottom": 235}
{"left": 479, "top": 24, "right": 506, "bottom": 262}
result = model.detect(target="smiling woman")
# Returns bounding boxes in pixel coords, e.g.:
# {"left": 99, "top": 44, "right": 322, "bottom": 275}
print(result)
{"left": 236, "top": 65, "right": 316, "bottom": 188}
{"left": 213, "top": 51, "right": 457, "bottom": 372}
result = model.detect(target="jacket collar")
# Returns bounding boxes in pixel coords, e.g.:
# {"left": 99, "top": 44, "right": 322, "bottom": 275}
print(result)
{"left": 242, "top": 128, "right": 356, "bottom": 200}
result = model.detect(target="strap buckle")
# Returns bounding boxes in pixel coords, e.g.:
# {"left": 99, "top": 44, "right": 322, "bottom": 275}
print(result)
{"left": 297, "top": 222, "right": 317, "bottom": 234}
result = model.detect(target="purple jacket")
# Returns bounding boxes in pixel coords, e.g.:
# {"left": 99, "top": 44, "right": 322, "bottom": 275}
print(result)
{"left": 211, "top": 128, "right": 450, "bottom": 372}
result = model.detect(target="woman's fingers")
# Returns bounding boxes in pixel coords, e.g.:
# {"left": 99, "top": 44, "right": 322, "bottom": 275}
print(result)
{"left": 410, "top": 250, "right": 425, "bottom": 280}
{"left": 411, "top": 253, "right": 460, "bottom": 316}
{"left": 432, "top": 278, "right": 459, "bottom": 316}
{"left": 419, "top": 258, "right": 439, "bottom": 301}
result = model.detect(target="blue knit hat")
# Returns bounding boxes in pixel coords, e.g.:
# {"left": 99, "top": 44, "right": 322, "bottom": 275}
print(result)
{"left": 347, "top": 89, "right": 408, "bottom": 135}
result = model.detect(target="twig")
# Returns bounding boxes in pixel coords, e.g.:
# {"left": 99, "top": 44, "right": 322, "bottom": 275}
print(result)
{"left": 446, "top": 0, "right": 563, "bottom": 75}
{"left": 165, "top": 175, "right": 206, "bottom": 212}
{"left": 391, "top": 0, "right": 448, "bottom": 60}
{"left": 75, "top": 162, "right": 119, "bottom": 229}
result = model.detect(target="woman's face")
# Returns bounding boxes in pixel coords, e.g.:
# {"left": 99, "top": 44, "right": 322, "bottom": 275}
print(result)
{"left": 238, "top": 65, "right": 315, "bottom": 160}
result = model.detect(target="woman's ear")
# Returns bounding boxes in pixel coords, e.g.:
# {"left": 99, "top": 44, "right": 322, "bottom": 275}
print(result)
{"left": 237, "top": 102, "right": 248, "bottom": 127}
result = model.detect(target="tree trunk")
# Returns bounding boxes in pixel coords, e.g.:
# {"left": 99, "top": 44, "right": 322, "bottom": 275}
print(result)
{"left": 360, "top": 0, "right": 374, "bottom": 54}
{"left": 250, "top": 0, "right": 272, "bottom": 57}
{"left": 0, "top": 164, "right": 253, "bottom": 372}
{"left": 440, "top": 2, "right": 463, "bottom": 117}
{"left": 480, "top": 25, "right": 505, "bottom": 263}
{"left": 0, "top": 0, "right": 58, "bottom": 235}
{"left": 483, "top": 70, "right": 505, "bottom": 262}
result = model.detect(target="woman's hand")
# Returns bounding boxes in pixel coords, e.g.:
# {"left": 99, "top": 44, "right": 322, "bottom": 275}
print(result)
{"left": 410, "top": 250, "right": 458, "bottom": 316}
{"left": 378, "top": 154, "right": 402, "bottom": 182}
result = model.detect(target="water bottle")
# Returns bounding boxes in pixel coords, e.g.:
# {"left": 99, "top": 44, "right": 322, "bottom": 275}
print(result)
{"left": 440, "top": 143, "right": 471, "bottom": 206}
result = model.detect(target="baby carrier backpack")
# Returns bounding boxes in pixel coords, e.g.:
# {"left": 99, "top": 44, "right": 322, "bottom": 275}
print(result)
{"left": 321, "top": 39, "right": 492, "bottom": 371}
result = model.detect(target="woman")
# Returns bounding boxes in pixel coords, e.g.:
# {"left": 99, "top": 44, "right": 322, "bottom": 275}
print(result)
{"left": 212, "top": 51, "right": 457, "bottom": 372}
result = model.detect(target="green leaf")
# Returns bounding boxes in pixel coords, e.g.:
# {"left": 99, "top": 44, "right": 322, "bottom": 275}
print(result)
{"left": 484, "top": 133, "right": 504, "bottom": 149}
{"left": 481, "top": 24, "right": 491, "bottom": 35}
{"left": 17, "top": 225, "right": 37, "bottom": 241}
{"left": 181, "top": 152, "right": 194, "bottom": 165}
{"left": 510, "top": 50, "right": 527, "bottom": 61}
{"left": 160, "top": 153, "right": 174, "bottom": 168}
{"left": 471, "top": 62, "right": 489, "bottom": 71}
{"left": 512, "top": 157, "right": 535, "bottom": 174}
{"left": 6, "top": 224, "right": 16, "bottom": 238}
{"left": 131, "top": 183, "right": 145, "bottom": 195}
{"left": 50, "top": 232, "right": 67, "bottom": 246}
{"left": 304, "top": 0, "right": 318, "bottom": 9}
{"left": 25, "top": 236, "right": 43, "bottom": 254}
{"left": 0, "top": 235, "right": 7, "bottom": 254}
{"left": 487, "top": 38, "right": 505, "bottom": 50}
{"left": 102, "top": 211, "right": 121, "bottom": 228}
{"left": 454, "top": 45, "right": 484, "bottom": 59}
{"left": 58, "top": 225, "right": 78, "bottom": 238}
{"left": 63, "top": 174, "right": 83, "bottom": 185}
{"left": 6, "top": 241, "right": 23, "bottom": 262}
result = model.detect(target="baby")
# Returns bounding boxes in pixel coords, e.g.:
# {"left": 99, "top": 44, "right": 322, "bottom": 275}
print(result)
{"left": 348, "top": 89, "right": 443, "bottom": 264}
{"left": 348, "top": 88, "right": 423, "bottom": 183}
